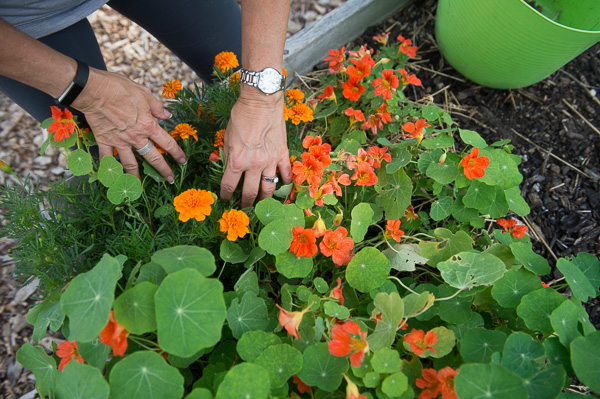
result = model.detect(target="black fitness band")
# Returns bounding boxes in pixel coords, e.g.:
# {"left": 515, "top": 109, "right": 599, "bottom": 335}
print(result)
{"left": 56, "top": 59, "right": 90, "bottom": 107}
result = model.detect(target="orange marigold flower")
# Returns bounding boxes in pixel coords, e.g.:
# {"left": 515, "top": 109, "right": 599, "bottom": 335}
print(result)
{"left": 397, "top": 68, "right": 422, "bottom": 86}
{"left": 218, "top": 209, "right": 250, "bottom": 241}
{"left": 416, "top": 368, "right": 440, "bottom": 399}
{"left": 285, "top": 88, "right": 305, "bottom": 104}
{"left": 48, "top": 106, "right": 76, "bottom": 142}
{"left": 328, "top": 321, "right": 369, "bottom": 368}
{"left": 397, "top": 34, "right": 418, "bottom": 58}
{"left": 292, "top": 152, "right": 325, "bottom": 187}
{"left": 284, "top": 103, "right": 314, "bottom": 125}
{"left": 342, "top": 77, "right": 365, "bottom": 102}
{"left": 346, "top": 58, "right": 372, "bottom": 81}
{"left": 344, "top": 374, "right": 368, "bottom": 399}
{"left": 290, "top": 225, "right": 319, "bottom": 257}
{"left": 292, "top": 375, "right": 312, "bottom": 394}
{"left": 367, "top": 146, "right": 392, "bottom": 168}
{"left": 404, "top": 328, "right": 437, "bottom": 356}
{"left": 373, "top": 32, "right": 390, "bottom": 46}
{"left": 438, "top": 367, "right": 459, "bottom": 399}
{"left": 403, "top": 118, "right": 431, "bottom": 145}
{"left": 350, "top": 162, "right": 378, "bottom": 186}
{"left": 372, "top": 69, "right": 399, "bottom": 100}
{"left": 162, "top": 79, "right": 182, "bottom": 98}
{"left": 229, "top": 71, "right": 240, "bottom": 85}
{"left": 276, "top": 302, "right": 313, "bottom": 339}
{"left": 320, "top": 227, "right": 354, "bottom": 266}
{"left": 77, "top": 127, "right": 90, "bottom": 139}
{"left": 461, "top": 147, "right": 490, "bottom": 180}
{"left": 496, "top": 217, "right": 528, "bottom": 238}
{"left": 100, "top": 311, "right": 129, "bottom": 357}
{"left": 318, "top": 85, "right": 337, "bottom": 103}
{"left": 173, "top": 188, "right": 214, "bottom": 222}
{"left": 214, "top": 51, "right": 239, "bottom": 73}
{"left": 331, "top": 277, "right": 345, "bottom": 306}
{"left": 170, "top": 123, "right": 198, "bottom": 141}
{"left": 344, "top": 107, "right": 366, "bottom": 125}
{"left": 384, "top": 219, "right": 405, "bottom": 242}
{"left": 404, "top": 205, "right": 419, "bottom": 221}
{"left": 323, "top": 46, "right": 346, "bottom": 73}
{"left": 56, "top": 340, "right": 84, "bottom": 371}
{"left": 214, "top": 129, "right": 225, "bottom": 148}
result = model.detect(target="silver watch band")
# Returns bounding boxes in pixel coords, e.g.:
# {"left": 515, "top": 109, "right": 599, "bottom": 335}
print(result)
{"left": 239, "top": 69, "right": 260, "bottom": 88}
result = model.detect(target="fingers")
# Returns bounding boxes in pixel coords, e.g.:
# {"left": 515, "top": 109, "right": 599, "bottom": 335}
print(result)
{"left": 220, "top": 163, "right": 242, "bottom": 203}
{"left": 240, "top": 168, "right": 262, "bottom": 209}
{"left": 147, "top": 91, "right": 172, "bottom": 120}
{"left": 258, "top": 168, "right": 278, "bottom": 202}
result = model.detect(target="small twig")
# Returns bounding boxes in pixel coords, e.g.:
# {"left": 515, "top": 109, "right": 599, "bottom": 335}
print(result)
{"left": 559, "top": 69, "right": 600, "bottom": 107}
{"left": 523, "top": 215, "right": 559, "bottom": 262}
{"left": 561, "top": 99, "right": 600, "bottom": 138}
{"left": 410, "top": 64, "right": 467, "bottom": 82}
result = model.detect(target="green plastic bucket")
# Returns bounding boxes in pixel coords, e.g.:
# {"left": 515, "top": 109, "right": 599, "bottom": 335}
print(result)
{"left": 435, "top": 0, "right": 600, "bottom": 89}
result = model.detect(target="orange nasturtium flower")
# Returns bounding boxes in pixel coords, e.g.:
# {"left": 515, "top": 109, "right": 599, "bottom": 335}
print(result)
{"left": 170, "top": 123, "right": 199, "bottom": 141}
{"left": 214, "top": 51, "right": 239, "bottom": 73}
{"left": 397, "top": 68, "right": 422, "bottom": 86}
{"left": 346, "top": 58, "right": 372, "bottom": 81}
{"left": 328, "top": 320, "right": 370, "bottom": 368}
{"left": 416, "top": 367, "right": 459, "bottom": 399}
{"left": 460, "top": 147, "right": 490, "bottom": 180}
{"left": 162, "top": 78, "right": 182, "bottom": 98}
{"left": 404, "top": 328, "right": 437, "bottom": 356}
{"left": 214, "top": 128, "right": 225, "bottom": 148}
{"left": 373, "top": 32, "right": 391, "bottom": 46}
{"left": 402, "top": 118, "right": 431, "bottom": 146}
{"left": 173, "top": 188, "right": 214, "bottom": 222}
{"left": 292, "top": 375, "right": 312, "bottom": 394}
{"left": 48, "top": 106, "right": 77, "bottom": 142}
{"left": 331, "top": 277, "right": 345, "bottom": 306}
{"left": 384, "top": 219, "right": 405, "bottom": 242}
{"left": 437, "top": 367, "right": 459, "bottom": 399}
{"left": 292, "top": 152, "right": 325, "bottom": 188}
{"left": 404, "top": 204, "right": 419, "bottom": 221}
{"left": 56, "top": 340, "right": 84, "bottom": 371}
{"left": 100, "top": 311, "right": 129, "bottom": 357}
{"left": 276, "top": 302, "right": 314, "bottom": 339}
{"left": 350, "top": 162, "right": 378, "bottom": 186}
{"left": 372, "top": 69, "right": 399, "bottom": 100}
{"left": 344, "top": 107, "right": 366, "bottom": 125}
{"left": 341, "top": 77, "right": 365, "bottom": 102}
{"left": 320, "top": 227, "right": 354, "bottom": 266}
{"left": 344, "top": 374, "right": 367, "bottom": 399}
{"left": 496, "top": 217, "right": 528, "bottom": 238}
{"left": 397, "top": 34, "right": 418, "bottom": 58}
{"left": 290, "top": 226, "right": 319, "bottom": 257}
{"left": 366, "top": 146, "right": 391, "bottom": 168}
{"left": 323, "top": 46, "right": 346, "bottom": 73}
{"left": 218, "top": 209, "right": 250, "bottom": 241}
{"left": 318, "top": 85, "right": 337, "bottom": 103}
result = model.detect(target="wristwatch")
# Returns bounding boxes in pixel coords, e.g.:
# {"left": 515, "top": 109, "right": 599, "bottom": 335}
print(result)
{"left": 239, "top": 67, "right": 286, "bottom": 94}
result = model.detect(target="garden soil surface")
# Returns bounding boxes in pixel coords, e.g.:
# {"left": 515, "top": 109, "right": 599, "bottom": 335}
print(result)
{"left": 1, "top": 0, "right": 599, "bottom": 397}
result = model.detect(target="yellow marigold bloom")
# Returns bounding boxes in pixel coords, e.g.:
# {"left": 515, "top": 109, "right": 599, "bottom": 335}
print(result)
{"left": 214, "top": 129, "right": 226, "bottom": 148}
{"left": 173, "top": 189, "right": 214, "bottom": 222}
{"left": 170, "top": 123, "right": 198, "bottom": 141}
{"left": 218, "top": 209, "right": 250, "bottom": 241}
{"left": 162, "top": 79, "right": 182, "bottom": 99}
{"left": 284, "top": 103, "right": 314, "bottom": 125}
{"left": 285, "top": 89, "right": 305, "bottom": 104}
{"left": 214, "top": 51, "right": 239, "bottom": 73}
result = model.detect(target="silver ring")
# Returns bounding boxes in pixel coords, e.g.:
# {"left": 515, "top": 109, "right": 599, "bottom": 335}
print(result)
{"left": 263, "top": 175, "right": 279, "bottom": 184}
{"left": 135, "top": 140, "right": 154, "bottom": 156}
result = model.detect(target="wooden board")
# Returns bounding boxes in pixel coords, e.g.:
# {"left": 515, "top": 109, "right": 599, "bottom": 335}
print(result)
{"left": 283, "top": 0, "right": 414, "bottom": 81}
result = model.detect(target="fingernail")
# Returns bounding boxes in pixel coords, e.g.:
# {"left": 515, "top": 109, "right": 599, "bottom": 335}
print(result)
{"left": 167, "top": 176, "right": 174, "bottom": 184}
{"left": 164, "top": 110, "right": 172, "bottom": 118}
{"left": 179, "top": 158, "right": 187, "bottom": 165}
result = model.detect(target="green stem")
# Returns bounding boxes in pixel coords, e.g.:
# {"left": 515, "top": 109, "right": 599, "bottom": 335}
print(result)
{"left": 388, "top": 275, "right": 418, "bottom": 295}
{"left": 434, "top": 288, "right": 463, "bottom": 302}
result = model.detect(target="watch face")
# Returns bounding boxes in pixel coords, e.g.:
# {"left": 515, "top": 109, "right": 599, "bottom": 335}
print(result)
{"left": 257, "top": 68, "right": 283, "bottom": 94}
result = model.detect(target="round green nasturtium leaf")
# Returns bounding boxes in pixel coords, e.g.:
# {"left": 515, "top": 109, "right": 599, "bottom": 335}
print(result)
{"left": 479, "top": 148, "right": 523, "bottom": 189}
{"left": 516, "top": 288, "right": 566, "bottom": 335}
{"left": 16, "top": 343, "right": 57, "bottom": 398}
{"left": 459, "top": 129, "right": 488, "bottom": 148}
{"left": 227, "top": 292, "right": 269, "bottom": 339}
{"left": 500, "top": 332, "right": 545, "bottom": 378}
{"left": 258, "top": 219, "right": 295, "bottom": 255}
{"left": 106, "top": 174, "right": 142, "bottom": 204}
{"left": 570, "top": 330, "right": 600, "bottom": 393}
{"left": 455, "top": 363, "right": 527, "bottom": 399}
{"left": 56, "top": 361, "right": 109, "bottom": 399}
{"left": 113, "top": 281, "right": 157, "bottom": 335}
{"left": 449, "top": 312, "right": 485, "bottom": 341}
{"left": 244, "top": 247, "right": 266, "bottom": 269}
{"left": 371, "top": 348, "right": 401, "bottom": 374}
{"left": 155, "top": 268, "right": 226, "bottom": 357}
{"left": 524, "top": 365, "right": 566, "bottom": 399}
{"left": 255, "top": 344, "right": 303, "bottom": 389}
{"left": 141, "top": 160, "right": 164, "bottom": 183}
{"left": 557, "top": 257, "right": 597, "bottom": 302}
{"left": 480, "top": 185, "right": 510, "bottom": 218}
{"left": 460, "top": 328, "right": 507, "bottom": 363}
{"left": 484, "top": 243, "right": 515, "bottom": 269}
{"left": 97, "top": 156, "right": 123, "bottom": 187}
{"left": 27, "top": 288, "right": 64, "bottom": 344}
{"left": 363, "top": 371, "right": 380, "bottom": 388}
{"left": 351, "top": 202, "right": 374, "bottom": 242}
{"left": 422, "top": 133, "right": 454, "bottom": 150}
{"left": 237, "top": 330, "right": 282, "bottom": 362}
{"left": 109, "top": 351, "right": 183, "bottom": 399}
{"left": 136, "top": 261, "right": 166, "bottom": 285}
{"left": 421, "top": 104, "right": 442, "bottom": 122}
{"left": 255, "top": 197, "right": 283, "bottom": 225}
{"left": 426, "top": 161, "right": 459, "bottom": 185}
{"left": 346, "top": 247, "right": 390, "bottom": 293}
{"left": 215, "top": 362, "right": 271, "bottom": 399}
{"left": 374, "top": 168, "right": 412, "bottom": 220}
{"left": 438, "top": 292, "right": 473, "bottom": 324}
{"left": 429, "top": 196, "right": 453, "bottom": 221}
{"left": 437, "top": 252, "right": 506, "bottom": 290}
{"left": 491, "top": 267, "right": 543, "bottom": 309}
{"left": 297, "top": 343, "right": 348, "bottom": 392}
{"left": 418, "top": 148, "right": 443, "bottom": 173}
{"left": 67, "top": 148, "right": 93, "bottom": 176}
{"left": 419, "top": 228, "right": 474, "bottom": 267}
{"left": 185, "top": 388, "right": 212, "bottom": 399}
{"left": 234, "top": 269, "right": 259, "bottom": 296}
{"left": 384, "top": 243, "right": 429, "bottom": 273}
{"left": 551, "top": 300, "right": 582, "bottom": 348}
{"left": 386, "top": 146, "right": 411, "bottom": 173}
{"left": 220, "top": 240, "right": 250, "bottom": 264}
{"left": 61, "top": 254, "right": 122, "bottom": 342}
{"left": 275, "top": 251, "right": 313, "bottom": 279}
{"left": 323, "top": 301, "right": 350, "bottom": 320}
{"left": 151, "top": 245, "right": 215, "bottom": 276}
{"left": 451, "top": 195, "right": 479, "bottom": 223}
{"left": 504, "top": 187, "right": 531, "bottom": 216}
{"left": 314, "top": 277, "right": 329, "bottom": 294}
{"left": 544, "top": 337, "right": 573, "bottom": 375}
{"left": 381, "top": 371, "right": 408, "bottom": 398}
{"left": 78, "top": 339, "right": 111, "bottom": 370}
{"left": 403, "top": 291, "right": 435, "bottom": 318}
{"left": 369, "top": 292, "right": 404, "bottom": 352}
{"left": 510, "top": 242, "right": 551, "bottom": 276}
{"left": 463, "top": 180, "right": 497, "bottom": 211}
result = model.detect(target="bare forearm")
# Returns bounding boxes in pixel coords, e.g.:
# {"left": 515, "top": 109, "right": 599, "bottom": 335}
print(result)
{"left": 0, "top": 18, "right": 76, "bottom": 99}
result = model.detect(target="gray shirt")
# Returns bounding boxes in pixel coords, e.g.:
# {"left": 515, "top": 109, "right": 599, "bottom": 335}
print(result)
{"left": 1, "top": 0, "right": 108, "bottom": 38}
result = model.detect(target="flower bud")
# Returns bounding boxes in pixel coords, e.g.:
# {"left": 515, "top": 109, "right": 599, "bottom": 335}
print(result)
{"left": 438, "top": 152, "right": 447, "bottom": 164}
{"left": 0, "top": 160, "right": 13, "bottom": 174}
{"left": 312, "top": 213, "right": 327, "bottom": 238}
{"left": 333, "top": 207, "right": 344, "bottom": 226}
